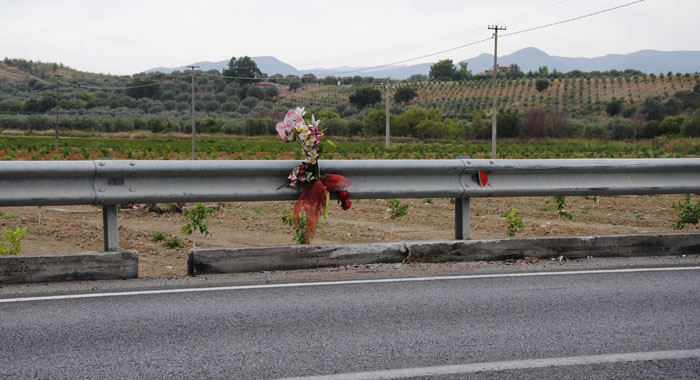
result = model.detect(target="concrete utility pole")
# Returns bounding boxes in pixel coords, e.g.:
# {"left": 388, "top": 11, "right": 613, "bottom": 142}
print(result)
{"left": 488, "top": 25, "right": 506, "bottom": 159}
{"left": 188, "top": 65, "right": 199, "bottom": 160}
{"left": 54, "top": 73, "right": 63, "bottom": 152}
{"left": 385, "top": 77, "right": 391, "bottom": 149}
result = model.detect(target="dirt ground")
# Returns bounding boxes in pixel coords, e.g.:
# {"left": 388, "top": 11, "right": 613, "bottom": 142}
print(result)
{"left": 1, "top": 194, "right": 698, "bottom": 278}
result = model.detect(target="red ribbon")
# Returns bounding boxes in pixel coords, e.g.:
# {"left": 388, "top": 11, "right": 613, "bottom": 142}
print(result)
{"left": 293, "top": 174, "right": 352, "bottom": 244}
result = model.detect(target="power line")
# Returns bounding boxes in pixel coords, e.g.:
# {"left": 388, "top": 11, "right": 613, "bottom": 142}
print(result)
{"left": 196, "top": 72, "right": 283, "bottom": 81}
{"left": 501, "top": 0, "right": 644, "bottom": 39}
{"left": 286, "top": 0, "right": 645, "bottom": 77}
{"left": 293, "top": 0, "right": 589, "bottom": 68}
{"left": 57, "top": 74, "right": 191, "bottom": 90}
{"left": 322, "top": 37, "right": 495, "bottom": 77}
{"left": 52, "top": 0, "right": 645, "bottom": 88}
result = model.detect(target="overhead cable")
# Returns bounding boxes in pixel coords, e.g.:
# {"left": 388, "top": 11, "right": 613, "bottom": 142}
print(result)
{"left": 58, "top": 74, "right": 191, "bottom": 90}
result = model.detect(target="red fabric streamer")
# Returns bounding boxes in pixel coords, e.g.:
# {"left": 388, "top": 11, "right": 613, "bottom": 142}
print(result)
{"left": 293, "top": 180, "right": 328, "bottom": 244}
{"left": 293, "top": 174, "right": 352, "bottom": 244}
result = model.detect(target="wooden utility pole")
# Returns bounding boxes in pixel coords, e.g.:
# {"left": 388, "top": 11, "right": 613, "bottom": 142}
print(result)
{"left": 54, "top": 73, "right": 63, "bottom": 152}
{"left": 188, "top": 65, "right": 199, "bottom": 160}
{"left": 488, "top": 25, "right": 506, "bottom": 159}
{"left": 385, "top": 77, "right": 391, "bottom": 149}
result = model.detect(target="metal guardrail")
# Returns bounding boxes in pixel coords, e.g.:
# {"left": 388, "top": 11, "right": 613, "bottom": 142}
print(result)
{"left": 2, "top": 158, "right": 700, "bottom": 251}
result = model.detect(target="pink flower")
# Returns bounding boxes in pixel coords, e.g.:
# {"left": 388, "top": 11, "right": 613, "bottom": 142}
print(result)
{"left": 276, "top": 120, "right": 290, "bottom": 142}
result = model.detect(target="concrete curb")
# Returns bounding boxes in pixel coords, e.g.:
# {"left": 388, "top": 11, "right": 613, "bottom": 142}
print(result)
{"left": 0, "top": 251, "right": 138, "bottom": 284}
{"left": 404, "top": 234, "right": 700, "bottom": 263}
{"left": 188, "top": 233, "right": 700, "bottom": 275}
{"left": 188, "top": 243, "right": 407, "bottom": 276}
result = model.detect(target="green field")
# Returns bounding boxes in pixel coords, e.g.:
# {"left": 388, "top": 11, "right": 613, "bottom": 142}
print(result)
{"left": 1, "top": 133, "right": 699, "bottom": 161}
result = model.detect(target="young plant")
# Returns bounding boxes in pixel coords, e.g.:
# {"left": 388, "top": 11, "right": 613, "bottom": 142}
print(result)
{"left": 581, "top": 195, "right": 598, "bottom": 203}
{"left": 182, "top": 203, "right": 215, "bottom": 247}
{"left": 553, "top": 195, "right": 573, "bottom": 220}
{"left": 0, "top": 226, "right": 27, "bottom": 255}
{"left": 387, "top": 199, "right": 409, "bottom": 221}
{"left": 163, "top": 236, "right": 183, "bottom": 249}
{"left": 671, "top": 194, "right": 700, "bottom": 230}
{"left": 282, "top": 211, "right": 307, "bottom": 244}
{"left": 151, "top": 231, "right": 167, "bottom": 242}
{"left": 501, "top": 208, "right": 523, "bottom": 237}
{"left": 386, "top": 198, "right": 409, "bottom": 239}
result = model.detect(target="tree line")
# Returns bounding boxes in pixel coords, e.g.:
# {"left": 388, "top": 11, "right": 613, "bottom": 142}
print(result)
{"left": 1, "top": 56, "right": 700, "bottom": 141}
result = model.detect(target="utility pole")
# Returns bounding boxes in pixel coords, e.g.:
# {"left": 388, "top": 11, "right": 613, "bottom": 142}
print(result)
{"left": 188, "top": 65, "right": 199, "bottom": 160}
{"left": 385, "top": 77, "right": 391, "bottom": 149}
{"left": 488, "top": 25, "right": 506, "bottom": 159}
{"left": 54, "top": 73, "right": 63, "bottom": 152}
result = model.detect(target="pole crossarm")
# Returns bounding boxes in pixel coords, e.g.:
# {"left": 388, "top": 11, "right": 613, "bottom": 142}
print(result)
{"left": 2, "top": 159, "right": 700, "bottom": 207}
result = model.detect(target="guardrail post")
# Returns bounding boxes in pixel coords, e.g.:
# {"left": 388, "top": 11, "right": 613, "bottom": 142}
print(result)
{"left": 103, "top": 205, "right": 119, "bottom": 251}
{"left": 455, "top": 196, "right": 470, "bottom": 240}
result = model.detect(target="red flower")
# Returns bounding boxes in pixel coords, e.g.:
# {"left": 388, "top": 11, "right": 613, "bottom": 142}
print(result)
{"left": 341, "top": 200, "right": 352, "bottom": 210}
{"left": 338, "top": 190, "right": 349, "bottom": 203}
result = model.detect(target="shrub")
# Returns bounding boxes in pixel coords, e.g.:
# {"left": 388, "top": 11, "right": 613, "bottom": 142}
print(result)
{"left": 244, "top": 118, "right": 276, "bottom": 135}
{"left": 363, "top": 109, "right": 396, "bottom": 136}
{"left": 681, "top": 110, "right": 700, "bottom": 137}
{"left": 497, "top": 112, "right": 521, "bottom": 138}
{"left": 0, "top": 227, "right": 27, "bottom": 255}
{"left": 606, "top": 118, "right": 637, "bottom": 140}
{"left": 387, "top": 199, "right": 409, "bottom": 221}
{"left": 582, "top": 122, "right": 606, "bottom": 139}
{"left": 500, "top": 208, "right": 523, "bottom": 237}
{"left": 247, "top": 85, "right": 265, "bottom": 100}
{"left": 263, "top": 86, "right": 279, "bottom": 99}
{"left": 349, "top": 87, "right": 381, "bottom": 108}
{"left": 659, "top": 115, "right": 685, "bottom": 136}
{"left": 241, "top": 96, "right": 260, "bottom": 108}
{"left": 235, "top": 84, "right": 251, "bottom": 99}
{"left": 641, "top": 120, "right": 662, "bottom": 138}
{"left": 521, "top": 107, "right": 570, "bottom": 138}
{"left": 151, "top": 231, "right": 167, "bottom": 242}
{"left": 606, "top": 97, "right": 624, "bottom": 116}
{"left": 672, "top": 194, "right": 700, "bottom": 230}
{"left": 347, "top": 119, "right": 363, "bottom": 136}
{"left": 221, "top": 100, "right": 239, "bottom": 112}
{"left": 163, "top": 236, "right": 183, "bottom": 249}
{"left": 323, "top": 118, "right": 349, "bottom": 137}
{"left": 535, "top": 78, "right": 550, "bottom": 92}
{"left": 394, "top": 86, "right": 418, "bottom": 104}
{"left": 282, "top": 211, "right": 307, "bottom": 244}
{"left": 182, "top": 203, "right": 215, "bottom": 247}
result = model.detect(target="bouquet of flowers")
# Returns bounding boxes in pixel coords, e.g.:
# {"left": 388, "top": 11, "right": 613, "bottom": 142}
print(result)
{"left": 276, "top": 107, "right": 352, "bottom": 243}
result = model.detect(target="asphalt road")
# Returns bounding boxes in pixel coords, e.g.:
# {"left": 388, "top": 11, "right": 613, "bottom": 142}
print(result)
{"left": 1, "top": 262, "right": 700, "bottom": 379}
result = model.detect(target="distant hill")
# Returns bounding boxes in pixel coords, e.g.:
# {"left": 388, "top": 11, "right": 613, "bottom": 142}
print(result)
{"left": 146, "top": 56, "right": 304, "bottom": 76}
{"left": 485, "top": 47, "right": 700, "bottom": 75}
{"left": 0, "top": 59, "right": 112, "bottom": 83}
{"left": 146, "top": 48, "right": 700, "bottom": 79}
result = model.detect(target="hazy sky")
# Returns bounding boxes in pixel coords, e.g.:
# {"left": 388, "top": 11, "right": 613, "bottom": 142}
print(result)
{"left": 1, "top": 0, "right": 698, "bottom": 75}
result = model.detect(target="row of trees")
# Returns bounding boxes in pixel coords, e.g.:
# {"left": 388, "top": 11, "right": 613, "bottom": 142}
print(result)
{"left": 3, "top": 56, "right": 700, "bottom": 142}
{"left": 426, "top": 58, "right": 685, "bottom": 83}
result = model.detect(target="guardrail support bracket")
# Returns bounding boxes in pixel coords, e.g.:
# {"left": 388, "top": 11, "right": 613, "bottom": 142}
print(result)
{"left": 455, "top": 196, "right": 470, "bottom": 240}
{"left": 103, "top": 205, "right": 119, "bottom": 251}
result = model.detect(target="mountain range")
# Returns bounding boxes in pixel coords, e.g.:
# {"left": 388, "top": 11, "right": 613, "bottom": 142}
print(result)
{"left": 145, "top": 47, "right": 700, "bottom": 79}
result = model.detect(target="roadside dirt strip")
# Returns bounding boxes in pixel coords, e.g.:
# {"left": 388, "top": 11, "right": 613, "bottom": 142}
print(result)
{"left": 1, "top": 195, "right": 699, "bottom": 281}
